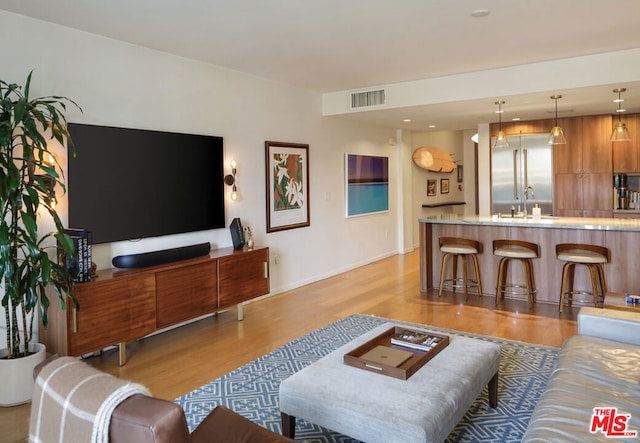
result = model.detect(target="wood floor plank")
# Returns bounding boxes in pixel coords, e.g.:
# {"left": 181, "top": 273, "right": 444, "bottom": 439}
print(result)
{"left": 3, "top": 249, "right": 579, "bottom": 442}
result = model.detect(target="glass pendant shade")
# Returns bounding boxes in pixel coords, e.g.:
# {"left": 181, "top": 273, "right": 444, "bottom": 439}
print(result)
{"left": 610, "top": 121, "right": 631, "bottom": 142}
{"left": 548, "top": 126, "right": 567, "bottom": 145}
{"left": 493, "top": 130, "right": 509, "bottom": 148}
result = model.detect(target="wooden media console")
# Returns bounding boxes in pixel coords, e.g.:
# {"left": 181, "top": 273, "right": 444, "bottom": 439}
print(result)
{"left": 40, "top": 247, "right": 269, "bottom": 365}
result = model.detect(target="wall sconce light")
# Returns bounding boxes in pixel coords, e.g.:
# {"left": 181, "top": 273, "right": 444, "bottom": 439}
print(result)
{"left": 224, "top": 160, "right": 238, "bottom": 200}
{"left": 610, "top": 88, "right": 632, "bottom": 142}
{"left": 548, "top": 95, "right": 567, "bottom": 145}
{"left": 493, "top": 100, "right": 509, "bottom": 148}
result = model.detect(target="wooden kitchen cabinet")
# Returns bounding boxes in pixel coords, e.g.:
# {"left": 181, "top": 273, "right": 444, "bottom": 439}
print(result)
{"left": 555, "top": 172, "right": 612, "bottom": 217}
{"left": 553, "top": 117, "right": 583, "bottom": 174}
{"left": 41, "top": 247, "right": 269, "bottom": 364}
{"left": 553, "top": 115, "right": 613, "bottom": 216}
{"left": 553, "top": 116, "right": 611, "bottom": 174}
{"left": 496, "top": 118, "right": 553, "bottom": 136}
{"left": 582, "top": 115, "right": 613, "bottom": 173}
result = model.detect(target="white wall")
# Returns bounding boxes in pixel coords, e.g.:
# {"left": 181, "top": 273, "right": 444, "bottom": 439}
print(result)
{"left": 0, "top": 10, "right": 400, "bottom": 303}
{"left": 409, "top": 130, "right": 466, "bottom": 248}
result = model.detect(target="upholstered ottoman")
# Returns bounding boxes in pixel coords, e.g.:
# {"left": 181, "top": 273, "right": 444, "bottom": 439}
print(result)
{"left": 279, "top": 323, "right": 500, "bottom": 443}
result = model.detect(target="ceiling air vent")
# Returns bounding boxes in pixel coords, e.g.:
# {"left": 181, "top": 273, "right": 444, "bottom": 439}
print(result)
{"left": 351, "top": 89, "right": 386, "bottom": 108}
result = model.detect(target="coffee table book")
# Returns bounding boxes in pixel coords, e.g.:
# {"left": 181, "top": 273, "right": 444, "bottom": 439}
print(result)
{"left": 344, "top": 326, "right": 449, "bottom": 380}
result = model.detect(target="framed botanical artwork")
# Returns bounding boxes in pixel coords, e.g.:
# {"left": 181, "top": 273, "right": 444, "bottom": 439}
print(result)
{"left": 427, "top": 179, "right": 436, "bottom": 196}
{"left": 265, "top": 141, "right": 310, "bottom": 233}
{"left": 441, "top": 178, "right": 450, "bottom": 194}
{"left": 457, "top": 165, "right": 463, "bottom": 183}
{"left": 345, "top": 153, "right": 389, "bottom": 217}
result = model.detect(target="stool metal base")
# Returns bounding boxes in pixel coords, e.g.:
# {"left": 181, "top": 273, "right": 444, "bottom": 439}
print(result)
{"left": 495, "top": 257, "right": 537, "bottom": 307}
{"left": 438, "top": 252, "right": 483, "bottom": 299}
{"left": 559, "top": 262, "right": 606, "bottom": 313}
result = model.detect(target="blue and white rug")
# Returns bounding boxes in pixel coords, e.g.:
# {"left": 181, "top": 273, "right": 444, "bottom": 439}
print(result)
{"left": 175, "top": 314, "right": 559, "bottom": 442}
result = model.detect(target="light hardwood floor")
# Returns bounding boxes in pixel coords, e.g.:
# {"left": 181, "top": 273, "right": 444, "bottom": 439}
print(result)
{"left": 3, "top": 249, "right": 580, "bottom": 442}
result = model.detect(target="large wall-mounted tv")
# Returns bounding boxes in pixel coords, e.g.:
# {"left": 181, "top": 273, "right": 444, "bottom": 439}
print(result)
{"left": 67, "top": 123, "right": 225, "bottom": 244}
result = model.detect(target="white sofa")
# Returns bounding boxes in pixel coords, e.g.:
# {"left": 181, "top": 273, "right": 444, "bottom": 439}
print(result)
{"left": 522, "top": 307, "right": 640, "bottom": 442}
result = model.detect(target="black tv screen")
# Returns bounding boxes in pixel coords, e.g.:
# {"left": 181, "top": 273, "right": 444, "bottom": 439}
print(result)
{"left": 67, "top": 123, "right": 225, "bottom": 244}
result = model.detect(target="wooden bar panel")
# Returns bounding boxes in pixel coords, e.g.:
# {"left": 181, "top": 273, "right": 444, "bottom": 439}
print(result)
{"left": 604, "top": 230, "right": 640, "bottom": 294}
{"left": 420, "top": 219, "right": 637, "bottom": 304}
{"left": 419, "top": 222, "right": 432, "bottom": 292}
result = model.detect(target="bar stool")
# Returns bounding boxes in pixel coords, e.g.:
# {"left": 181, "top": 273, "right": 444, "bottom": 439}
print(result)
{"left": 556, "top": 243, "right": 609, "bottom": 313}
{"left": 438, "top": 237, "right": 483, "bottom": 299}
{"left": 493, "top": 240, "right": 539, "bottom": 306}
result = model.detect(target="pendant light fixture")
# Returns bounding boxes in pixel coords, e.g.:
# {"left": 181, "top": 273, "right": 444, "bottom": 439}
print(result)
{"left": 548, "top": 95, "right": 566, "bottom": 145}
{"left": 493, "top": 100, "right": 509, "bottom": 148}
{"left": 610, "top": 88, "right": 632, "bottom": 142}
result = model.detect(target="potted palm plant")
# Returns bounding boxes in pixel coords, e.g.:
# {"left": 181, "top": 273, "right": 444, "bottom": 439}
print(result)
{"left": 0, "top": 72, "right": 80, "bottom": 405}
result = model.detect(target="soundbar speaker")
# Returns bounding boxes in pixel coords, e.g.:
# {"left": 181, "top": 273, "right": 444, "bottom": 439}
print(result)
{"left": 112, "top": 242, "right": 211, "bottom": 269}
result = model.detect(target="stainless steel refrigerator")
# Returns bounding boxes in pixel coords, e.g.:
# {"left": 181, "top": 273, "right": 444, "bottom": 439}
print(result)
{"left": 491, "top": 133, "right": 554, "bottom": 216}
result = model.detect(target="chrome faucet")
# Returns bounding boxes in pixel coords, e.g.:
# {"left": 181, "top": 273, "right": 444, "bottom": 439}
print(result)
{"left": 524, "top": 186, "right": 535, "bottom": 216}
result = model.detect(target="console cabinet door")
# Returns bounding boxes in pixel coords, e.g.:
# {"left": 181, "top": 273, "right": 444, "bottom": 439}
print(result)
{"left": 218, "top": 248, "right": 269, "bottom": 308}
{"left": 68, "top": 274, "right": 156, "bottom": 356}
{"left": 155, "top": 260, "right": 218, "bottom": 328}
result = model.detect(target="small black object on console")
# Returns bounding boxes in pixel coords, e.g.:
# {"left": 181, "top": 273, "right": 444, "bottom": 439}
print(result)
{"left": 230, "top": 218, "right": 245, "bottom": 250}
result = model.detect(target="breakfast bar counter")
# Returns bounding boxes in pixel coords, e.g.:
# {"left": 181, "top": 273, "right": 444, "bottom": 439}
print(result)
{"left": 419, "top": 215, "right": 640, "bottom": 304}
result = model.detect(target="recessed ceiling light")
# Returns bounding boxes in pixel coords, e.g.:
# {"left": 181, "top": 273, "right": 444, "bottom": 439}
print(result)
{"left": 470, "top": 9, "right": 490, "bottom": 18}
{"left": 403, "top": 119, "right": 411, "bottom": 122}
{"left": 512, "top": 117, "right": 521, "bottom": 121}
{"left": 428, "top": 125, "right": 436, "bottom": 128}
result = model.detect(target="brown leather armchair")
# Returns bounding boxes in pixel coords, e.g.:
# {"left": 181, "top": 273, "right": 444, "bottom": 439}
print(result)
{"left": 33, "top": 357, "right": 294, "bottom": 443}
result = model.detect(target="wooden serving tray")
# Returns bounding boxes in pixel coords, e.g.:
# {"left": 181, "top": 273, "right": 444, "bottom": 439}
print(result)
{"left": 344, "top": 326, "right": 449, "bottom": 380}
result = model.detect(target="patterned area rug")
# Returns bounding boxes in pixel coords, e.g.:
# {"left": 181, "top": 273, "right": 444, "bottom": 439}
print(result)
{"left": 175, "top": 314, "right": 559, "bottom": 442}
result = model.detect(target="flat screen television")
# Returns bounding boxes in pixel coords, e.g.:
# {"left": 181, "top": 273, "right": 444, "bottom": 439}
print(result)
{"left": 67, "top": 123, "right": 225, "bottom": 244}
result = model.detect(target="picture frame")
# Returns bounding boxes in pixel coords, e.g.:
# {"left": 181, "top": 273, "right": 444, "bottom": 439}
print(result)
{"left": 345, "top": 153, "right": 389, "bottom": 217}
{"left": 265, "top": 141, "right": 310, "bottom": 233}
{"left": 440, "top": 178, "right": 450, "bottom": 194}
{"left": 457, "top": 165, "right": 463, "bottom": 183}
{"left": 427, "top": 179, "right": 436, "bottom": 196}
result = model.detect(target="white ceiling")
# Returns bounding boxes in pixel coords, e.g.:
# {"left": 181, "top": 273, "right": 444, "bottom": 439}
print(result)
{"left": 2, "top": 0, "right": 640, "bottom": 131}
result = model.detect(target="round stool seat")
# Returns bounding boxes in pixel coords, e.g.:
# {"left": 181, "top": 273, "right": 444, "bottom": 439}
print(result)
{"left": 440, "top": 244, "right": 478, "bottom": 255}
{"left": 557, "top": 249, "right": 607, "bottom": 264}
{"left": 494, "top": 246, "right": 538, "bottom": 259}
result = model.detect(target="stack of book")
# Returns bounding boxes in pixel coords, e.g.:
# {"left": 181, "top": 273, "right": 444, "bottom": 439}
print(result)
{"left": 60, "top": 228, "right": 93, "bottom": 282}
{"left": 391, "top": 328, "right": 445, "bottom": 352}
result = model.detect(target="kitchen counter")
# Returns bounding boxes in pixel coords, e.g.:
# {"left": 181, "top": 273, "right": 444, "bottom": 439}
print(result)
{"left": 419, "top": 214, "right": 640, "bottom": 231}
{"left": 419, "top": 215, "right": 640, "bottom": 304}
